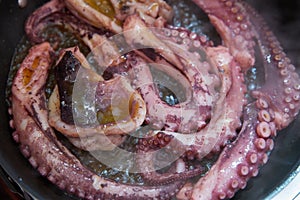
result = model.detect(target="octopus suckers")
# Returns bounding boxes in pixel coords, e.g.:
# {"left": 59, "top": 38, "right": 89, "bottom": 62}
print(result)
{"left": 283, "top": 78, "right": 291, "bottom": 85}
{"left": 68, "top": 185, "right": 76, "bottom": 193}
{"left": 12, "top": 131, "right": 19, "bottom": 143}
{"left": 292, "top": 95, "right": 300, "bottom": 103}
{"left": 278, "top": 61, "right": 285, "bottom": 69}
{"left": 9, "top": 119, "right": 15, "bottom": 129}
{"left": 183, "top": 38, "right": 191, "bottom": 45}
{"left": 285, "top": 88, "right": 292, "bottom": 95}
{"left": 227, "top": 190, "right": 235, "bottom": 199}
{"left": 294, "top": 84, "right": 300, "bottom": 91}
{"left": 188, "top": 32, "right": 196, "bottom": 40}
{"left": 280, "top": 69, "right": 288, "bottom": 76}
{"left": 179, "top": 31, "right": 188, "bottom": 38}
{"left": 252, "top": 168, "right": 259, "bottom": 177}
{"left": 285, "top": 96, "right": 292, "bottom": 103}
{"left": 236, "top": 14, "right": 244, "bottom": 22}
{"left": 171, "top": 30, "right": 179, "bottom": 37}
{"left": 48, "top": 174, "right": 57, "bottom": 183}
{"left": 29, "top": 156, "right": 38, "bottom": 168}
{"left": 240, "top": 181, "right": 247, "bottom": 189}
{"left": 230, "top": 179, "right": 239, "bottom": 189}
{"left": 289, "top": 104, "right": 296, "bottom": 110}
{"left": 255, "top": 138, "right": 266, "bottom": 150}
{"left": 258, "top": 110, "right": 271, "bottom": 122}
{"left": 240, "top": 23, "right": 248, "bottom": 31}
{"left": 274, "top": 54, "right": 283, "bottom": 62}
{"left": 231, "top": 7, "right": 239, "bottom": 14}
{"left": 225, "top": 1, "right": 233, "bottom": 7}
{"left": 256, "top": 99, "right": 269, "bottom": 109}
{"left": 256, "top": 122, "right": 271, "bottom": 138}
{"left": 164, "top": 29, "right": 171, "bottom": 37}
{"left": 218, "top": 192, "right": 227, "bottom": 200}
{"left": 272, "top": 48, "right": 281, "bottom": 55}
{"left": 284, "top": 108, "right": 290, "bottom": 113}
{"left": 20, "top": 144, "right": 31, "bottom": 158}
{"left": 238, "top": 164, "right": 249, "bottom": 176}
{"left": 234, "top": 28, "right": 240, "bottom": 35}
{"left": 58, "top": 180, "right": 67, "bottom": 190}
{"left": 38, "top": 166, "right": 49, "bottom": 176}
{"left": 262, "top": 153, "right": 269, "bottom": 164}
{"left": 248, "top": 153, "right": 258, "bottom": 164}
{"left": 266, "top": 139, "right": 274, "bottom": 151}
{"left": 193, "top": 40, "right": 201, "bottom": 48}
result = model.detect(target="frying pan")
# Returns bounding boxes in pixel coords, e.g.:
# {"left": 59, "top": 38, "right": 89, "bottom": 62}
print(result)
{"left": 0, "top": 0, "right": 299, "bottom": 199}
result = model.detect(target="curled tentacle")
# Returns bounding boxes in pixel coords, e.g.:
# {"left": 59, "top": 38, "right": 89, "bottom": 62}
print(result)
{"left": 123, "top": 15, "right": 221, "bottom": 132}
{"left": 25, "top": 0, "right": 107, "bottom": 45}
{"left": 129, "top": 55, "right": 212, "bottom": 132}
{"left": 189, "top": 100, "right": 276, "bottom": 200}
{"left": 25, "top": 0, "right": 65, "bottom": 43}
{"left": 11, "top": 42, "right": 183, "bottom": 199}
{"left": 136, "top": 132, "right": 203, "bottom": 185}
{"left": 136, "top": 45, "right": 245, "bottom": 160}
{"left": 242, "top": 2, "right": 300, "bottom": 128}
{"left": 191, "top": 0, "right": 256, "bottom": 69}
{"left": 137, "top": 153, "right": 203, "bottom": 185}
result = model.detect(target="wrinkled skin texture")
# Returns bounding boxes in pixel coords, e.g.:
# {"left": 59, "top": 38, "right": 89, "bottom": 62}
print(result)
{"left": 9, "top": 0, "right": 300, "bottom": 200}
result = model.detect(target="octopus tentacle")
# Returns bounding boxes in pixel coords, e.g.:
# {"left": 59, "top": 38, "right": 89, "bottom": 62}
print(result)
{"left": 123, "top": 15, "right": 221, "bottom": 132}
{"left": 186, "top": 3, "right": 300, "bottom": 199}
{"left": 135, "top": 46, "right": 246, "bottom": 183}
{"left": 25, "top": 0, "right": 107, "bottom": 46}
{"left": 137, "top": 45, "right": 245, "bottom": 158}
{"left": 123, "top": 15, "right": 185, "bottom": 71}
{"left": 136, "top": 132, "right": 203, "bottom": 185}
{"left": 129, "top": 55, "right": 212, "bottom": 132}
{"left": 242, "top": 2, "right": 300, "bottom": 128}
{"left": 11, "top": 42, "right": 183, "bottom": 200}
{"left": 187, "top": 100, "right": 276, "bottom": 200}
{"left": 25, "top": 0, "right": 65, "bottom": 43}
{"left": 136, "top": 151, "right": 203, "bottom": 185}
{"left": 25, "top": 3, "right": 127, "bottom": 71}
{"left": 191, "top": 0, "right": 256, "bottom": 69}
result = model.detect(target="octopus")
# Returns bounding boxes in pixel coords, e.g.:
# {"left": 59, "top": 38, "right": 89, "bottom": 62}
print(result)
{"left": 7, "top": 0, "right": 300, "bottom": 199}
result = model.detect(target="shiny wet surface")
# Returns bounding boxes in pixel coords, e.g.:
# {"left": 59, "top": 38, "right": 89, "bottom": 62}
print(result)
{"left": 0, "top": 0, "right": 299, "bottom": 199}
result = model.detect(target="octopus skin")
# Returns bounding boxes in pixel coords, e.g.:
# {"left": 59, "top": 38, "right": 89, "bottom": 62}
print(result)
{"left": 8, "top": 0, "right": 300, "bottom": 199}
{"left": 178, "top": 1, "right": 300, "bottom": 199}
{"left": 11, "top": 42, "right": 183, "bottom": 200}
{"left": 182, "top": 100, "right": 277, "bottom": 200}
{"left": 191, "top": 0, "right": 257, "bottom": 69}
